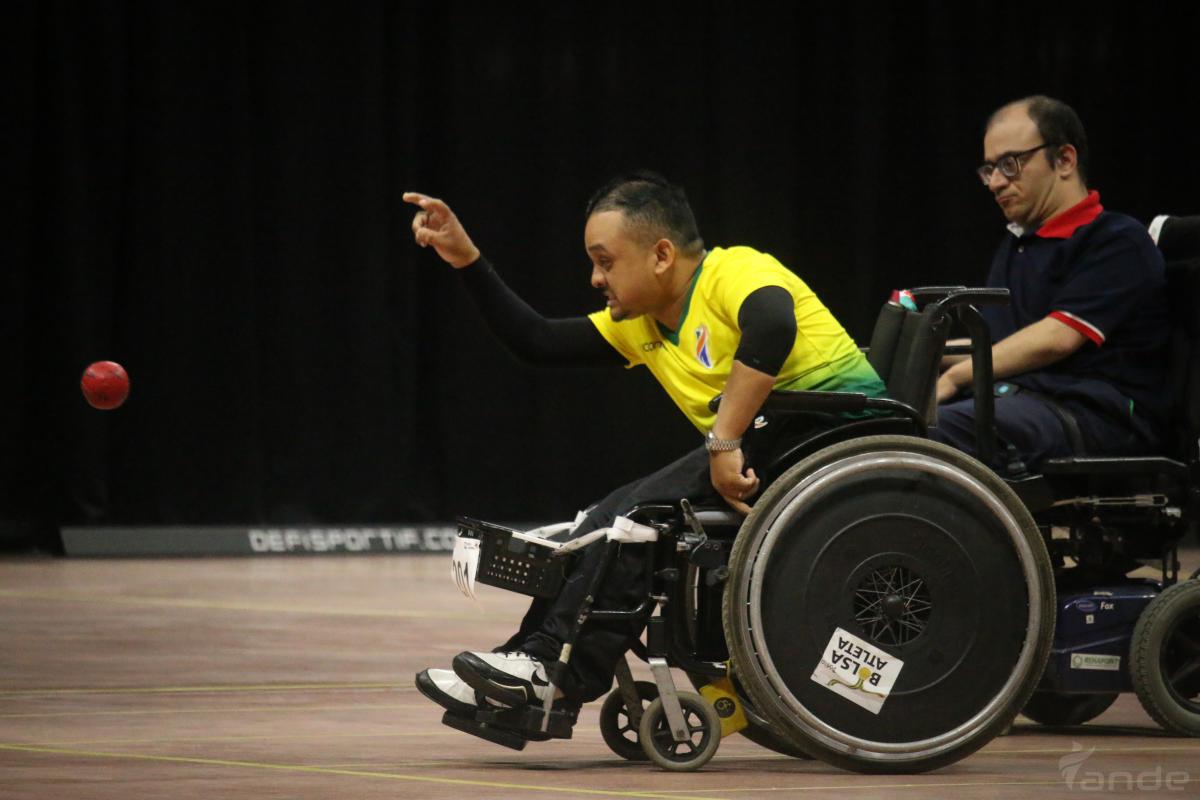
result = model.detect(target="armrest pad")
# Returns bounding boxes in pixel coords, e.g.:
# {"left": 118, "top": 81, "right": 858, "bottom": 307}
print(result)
{"left": 709, "top": 390, "right": 868, "bottom": 414}
{"left": 939, "top": 287, "right": 1011, "bottom": 307}
{"left": 762, "top": 390, "right": 869, "bottom": 414}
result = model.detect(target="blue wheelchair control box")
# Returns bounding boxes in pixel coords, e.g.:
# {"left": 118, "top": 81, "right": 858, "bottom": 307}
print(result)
{"left": 1037, "top": 582, "right": 1159, "bottom": 694}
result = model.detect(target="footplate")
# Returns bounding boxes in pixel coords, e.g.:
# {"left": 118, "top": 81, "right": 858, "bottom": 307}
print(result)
{"left": 440, "top": 705, "right": 577, "bottom": 750}
{"left": 441, "top": 711, "right": 529, "bottom": 750}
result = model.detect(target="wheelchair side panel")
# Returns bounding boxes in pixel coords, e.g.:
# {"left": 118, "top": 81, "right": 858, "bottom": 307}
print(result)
{"left": 1038, "top": 583, "right": 1159, "bottom": 694}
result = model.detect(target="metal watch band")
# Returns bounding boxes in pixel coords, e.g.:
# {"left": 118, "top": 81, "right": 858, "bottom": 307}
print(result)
{"left": 704, "top": 430, "right": 743, "bottom": 452}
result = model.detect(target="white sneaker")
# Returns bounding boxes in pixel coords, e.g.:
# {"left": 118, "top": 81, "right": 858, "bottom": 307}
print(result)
{"left": 452, "top": 651, "right": 555, "bottom": 706}
{"left": 415, "top": 668, "right": 482, "bottom": 717}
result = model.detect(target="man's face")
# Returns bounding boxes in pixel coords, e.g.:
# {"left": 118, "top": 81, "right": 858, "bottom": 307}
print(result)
{"left": 982, "top": 107, "right": 1059, "bottom": 229}
{"left": 584, "top": 210, "right": 662, "bottom": 322}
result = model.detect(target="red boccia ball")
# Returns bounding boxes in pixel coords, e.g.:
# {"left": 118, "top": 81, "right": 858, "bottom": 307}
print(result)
{"left": 81, "top": 361, "right": 130, "bottom": 410}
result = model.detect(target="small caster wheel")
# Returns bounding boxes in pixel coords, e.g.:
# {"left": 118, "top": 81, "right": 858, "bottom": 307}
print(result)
{"left": 599, "top": 680, "right": 658, "bottom": 761}
{"left": 1131, "top": 579, "right": 1200, "bottom": 736}
{"left": 638, "top": 691, "right": 721, "bottom": 771}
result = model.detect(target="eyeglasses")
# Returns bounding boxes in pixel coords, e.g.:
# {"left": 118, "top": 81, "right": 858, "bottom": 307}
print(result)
{"left": 976, "top": 143, "right": 1057, "bottom": 185}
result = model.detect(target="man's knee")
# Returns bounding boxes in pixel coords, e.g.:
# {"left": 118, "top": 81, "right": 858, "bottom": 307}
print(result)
{"left": 928, "top": 399, "right": 982, "bottom": 455}
{"left": 929, "top": 394, "right": 1075, "bottom": 467}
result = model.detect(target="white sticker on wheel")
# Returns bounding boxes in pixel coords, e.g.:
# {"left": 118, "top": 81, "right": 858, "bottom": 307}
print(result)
{"left": 810, "top": 627, "right": 904, "bottom": 715}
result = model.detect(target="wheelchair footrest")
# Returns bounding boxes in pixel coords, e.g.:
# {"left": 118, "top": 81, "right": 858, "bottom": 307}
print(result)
{"left": 441, "top": 711, "right": 529, "bottom": 750}
{"left": 441, "top": 704, "right": 578, "bottom": 749}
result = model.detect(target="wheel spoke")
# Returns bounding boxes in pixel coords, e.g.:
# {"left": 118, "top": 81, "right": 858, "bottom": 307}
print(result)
{"left": 1171, "top": 629, "right": 1200, "bottom": 659}
{"left": 854, "top": 565, "right": 932, "bottom": 646}
{"left": 1168, "top": 657, "right": 1200, "bottom": 692}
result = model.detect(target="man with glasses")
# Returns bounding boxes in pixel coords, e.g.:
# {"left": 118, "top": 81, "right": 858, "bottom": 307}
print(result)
{"left": 931, "top": 96, "right": 1168, "bottom": 468}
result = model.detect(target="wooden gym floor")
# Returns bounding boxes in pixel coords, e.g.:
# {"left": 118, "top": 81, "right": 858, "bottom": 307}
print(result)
{"left": 1, "top": 552, "right": 1197, "bottom": 799}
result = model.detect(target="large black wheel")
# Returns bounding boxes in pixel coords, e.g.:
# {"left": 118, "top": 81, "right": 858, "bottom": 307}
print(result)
{"left": 724, "top": 435, "right": 1055, "bottom": 774}
{"left": 599, "top": 681, "right": 657, "bottom": 761}
{"left": 639, "top": 692, "right": 722, "bottom": 771}
{"left": 1131, "top": 580, "right": 1200, "bottom": 736}
{"left": 1022, "top": 692, "right": 1118, "bottom": 726}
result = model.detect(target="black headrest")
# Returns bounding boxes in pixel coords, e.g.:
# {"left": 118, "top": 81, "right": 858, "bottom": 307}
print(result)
{"left": 1163, "top": 258, "right": 1200, "bottom": 442}
{"left": 865, "top": 302, "right": 907, "bottom": 383}
{"left": 1158, "top": 215, "right": 1200, "bottom": 263}
{"left": 1165, "top": 258, "right": 1200, "bottom": 338}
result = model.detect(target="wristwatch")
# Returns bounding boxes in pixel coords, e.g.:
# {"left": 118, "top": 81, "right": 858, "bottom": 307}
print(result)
{"left": 705, "top": 430, "right": 743, "bottom": 453}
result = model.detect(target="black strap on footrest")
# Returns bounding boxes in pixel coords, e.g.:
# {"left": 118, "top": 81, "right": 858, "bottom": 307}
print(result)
{"left": 441, "top": 711, "right": 528, "bottom": 750}
{"left": 477, "top": 704, "right": 577, "bottom": 740}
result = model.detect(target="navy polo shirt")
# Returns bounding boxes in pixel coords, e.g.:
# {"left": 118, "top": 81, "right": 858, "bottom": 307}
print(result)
{"left": 981, "top": 191, "right": 1169, "bottom": 443}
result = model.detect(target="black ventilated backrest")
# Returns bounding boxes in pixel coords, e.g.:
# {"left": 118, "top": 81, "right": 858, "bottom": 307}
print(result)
{"left": 1159, "top": 216, "right": 1200, "bottom": 456}
{"left": 865, "top": 302, "right": 906, "bottom": 384}
{"left": 866, "top": 301, "right": 949, "bottom": 423}
{"left": 1159, "top": 215, "right": 1200, "bottom": 264}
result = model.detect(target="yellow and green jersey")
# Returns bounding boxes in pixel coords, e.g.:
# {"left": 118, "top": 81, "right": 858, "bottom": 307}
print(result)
{"left": 588, "top": 245, "right": 884, "bottom": 432}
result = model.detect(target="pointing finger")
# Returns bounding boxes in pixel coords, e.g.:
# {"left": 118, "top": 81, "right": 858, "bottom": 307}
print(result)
{"left": 403, "top": 193, "right": 453, "bottom": 217}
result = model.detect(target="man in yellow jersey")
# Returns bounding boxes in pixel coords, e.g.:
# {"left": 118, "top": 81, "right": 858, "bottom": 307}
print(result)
{"left": 404, "top": 172, "right": 885, "bottom": 717}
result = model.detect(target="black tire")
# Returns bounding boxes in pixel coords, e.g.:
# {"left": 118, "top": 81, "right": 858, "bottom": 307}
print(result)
{"left": 724, "top": 435, "right": 1055, "bottom": 774}
{"left": 599, "top": 681, "right": 658, "bottom": 761}
{"left": 639, "top": 692, "right": 722, "bottom": 771}
{"left": 1131, "top": 579, "right": 1200, "bottom": 736}
{"left": 735, "top": 705, "right": 814, "bottom": 758}
{"left": 1022, "top": 692, "right": 1119, "bottom": 726}
{"left": 677, "top": 566, "right": 813, "bottom": 759}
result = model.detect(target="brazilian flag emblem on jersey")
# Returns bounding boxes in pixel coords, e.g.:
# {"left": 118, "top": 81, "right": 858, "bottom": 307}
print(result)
{"left": 695, "top": 324, "right": 713, "bottom": 368}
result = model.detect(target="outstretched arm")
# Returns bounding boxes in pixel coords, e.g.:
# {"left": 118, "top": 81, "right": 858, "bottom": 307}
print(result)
{"left": 404, "top": 192, "right": 619, "bottom": 367}
{"left": 459, "top": 258, "right": 619, "bottom": 366}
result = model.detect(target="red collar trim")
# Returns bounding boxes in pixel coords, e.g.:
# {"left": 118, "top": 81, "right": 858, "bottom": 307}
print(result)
{"left": 1036, "top": 190, "right": 1103, "bottom": 239}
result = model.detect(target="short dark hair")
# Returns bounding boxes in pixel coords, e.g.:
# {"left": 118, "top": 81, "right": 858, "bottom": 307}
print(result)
{"left": 989, "top": 95, "right": 1090, "bottom": 185}
{"left": 585, "top": 171, "right": 704, "bottom": 255}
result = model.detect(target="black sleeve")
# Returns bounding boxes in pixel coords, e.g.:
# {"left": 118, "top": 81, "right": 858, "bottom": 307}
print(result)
{"left": 734, "top": 286, "right": 796, "bottom": 375}
{"left": 456, "top": 257, "right": 622, "bottom": 367}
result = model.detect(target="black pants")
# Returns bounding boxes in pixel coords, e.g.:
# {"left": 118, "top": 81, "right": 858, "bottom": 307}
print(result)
{"left": 928, "top": 392, "right": 1158, "bottom": 470}
{"left": 496, "top": 446, "right": 715, "bottom": 704}
{"left": 495, "top": 412, "right": 837, "bottom": 704}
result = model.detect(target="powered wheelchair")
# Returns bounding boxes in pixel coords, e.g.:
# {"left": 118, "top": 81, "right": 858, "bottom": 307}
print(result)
{"left": 444, "top": 215, "right": 1200, "bottom": 773}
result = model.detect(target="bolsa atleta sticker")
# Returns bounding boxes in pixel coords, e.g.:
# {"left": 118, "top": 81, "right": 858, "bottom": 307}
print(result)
{"left": 810, "top": 627, "right": 905, "bottom": 715}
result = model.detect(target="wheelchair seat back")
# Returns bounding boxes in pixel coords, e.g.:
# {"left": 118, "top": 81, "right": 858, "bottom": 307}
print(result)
{"left": 1159, "top": 216, "right": 1200, "bottom": 463}
{"left": 865, "top": 300, "right": 950, "bottom": 425}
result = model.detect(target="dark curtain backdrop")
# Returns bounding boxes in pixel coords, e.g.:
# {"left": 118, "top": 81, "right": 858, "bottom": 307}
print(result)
{"left": 6, "top": 2, "right": 1198, "bottom": 545}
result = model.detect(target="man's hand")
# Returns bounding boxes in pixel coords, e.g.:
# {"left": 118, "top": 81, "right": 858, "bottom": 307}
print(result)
{"left": 936, "top": 371, "right": 962, "bottom": 403}
{"left": 402, "top": 192, "right": 481, "bottom": 268}
{"left": 710, "top": 449, "right": 759, "bottom": 515}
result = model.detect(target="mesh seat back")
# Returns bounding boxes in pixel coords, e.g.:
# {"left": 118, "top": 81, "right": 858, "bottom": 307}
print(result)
{"left": 865, "top": 302, "right": 906, "bottom": 385}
